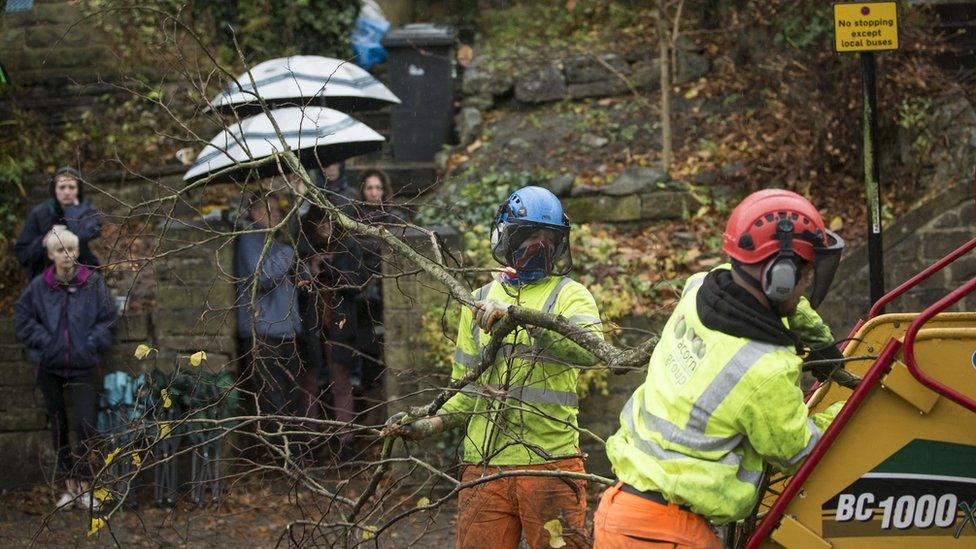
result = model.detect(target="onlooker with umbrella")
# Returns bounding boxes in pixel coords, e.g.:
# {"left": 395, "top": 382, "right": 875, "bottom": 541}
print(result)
{"left": 15, "top": 167, "right": 103, "bottom": 279}
{"left": 14, "top": 227, "right": 116, "bottom": 510}
{"left": 354, "top": 169, "right": 404, "bottom": 388}
{"left": 301, "top": 205, "right": 367, "bottom": 455}
{"left": 313, "top": 162, "right": 358, "bottom": 209}
{"left": 234, "top": 191, "right": 306, "bottom": 459}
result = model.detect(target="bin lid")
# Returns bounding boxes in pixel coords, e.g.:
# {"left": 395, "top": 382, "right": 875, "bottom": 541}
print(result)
{"left": 381, "top": 23, "right": 456, "bottom": 48}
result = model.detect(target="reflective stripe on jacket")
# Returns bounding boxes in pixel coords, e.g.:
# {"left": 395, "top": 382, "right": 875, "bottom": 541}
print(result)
{"left": 440, "top": 274, "right": 603, "bottom": 466}
{"left": 605, "top": 269, "right": 840, "bottom": 524}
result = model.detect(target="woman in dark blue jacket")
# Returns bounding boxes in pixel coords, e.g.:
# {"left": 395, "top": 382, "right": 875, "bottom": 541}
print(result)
{"left": 14, "top": 227, "right": 116, "bottom": 510}
{"left": 15, "top": 167, "right": 103, "bottom": 280}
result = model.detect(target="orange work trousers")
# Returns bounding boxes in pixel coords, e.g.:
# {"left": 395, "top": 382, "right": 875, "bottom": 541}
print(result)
{"left": 456, "top": 457, "right": 588, "bottom": 549}
{"left": 593, "top": 483, "right": 722, "bottom": 549}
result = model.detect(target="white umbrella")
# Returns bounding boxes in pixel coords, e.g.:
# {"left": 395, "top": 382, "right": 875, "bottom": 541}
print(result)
{"left": 208, "top": 55, "right": 401, "bottom": 115}
{"left": 183, "top": 106, "right": 384, "bottom": 184}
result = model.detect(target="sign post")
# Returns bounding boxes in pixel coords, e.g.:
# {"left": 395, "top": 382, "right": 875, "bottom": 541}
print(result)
{"left": 833, "top": 2, "right": 898, "bottom": 307}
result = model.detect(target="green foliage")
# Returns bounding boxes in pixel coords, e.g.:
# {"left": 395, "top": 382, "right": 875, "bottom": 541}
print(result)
{"left": 772, "top": 2, "right": 832, "bottom": 50}
{"left": 202, "top": 0, "right": 359, "bottom": 64}
{"left": 478, "top": 0, "right": 649, "bottom": 60}
{"left": 87, "top": 0, "right": 358, "bottom": 69}
{"left": 0, "top": 105, "right": 65, "bottom": 238}
{"left": 416, "top": 169, "right": 553, "bottom": 278}
{"left": 897, "top": 97, "right": 935, "bottom": 156}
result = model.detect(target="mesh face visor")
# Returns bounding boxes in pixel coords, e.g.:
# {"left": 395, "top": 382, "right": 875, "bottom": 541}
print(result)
{"left": 491, "top": 221, "right": 571, "bottom": 276}
{"left": 806, "top": 229, "right": 845, "bottom": 308}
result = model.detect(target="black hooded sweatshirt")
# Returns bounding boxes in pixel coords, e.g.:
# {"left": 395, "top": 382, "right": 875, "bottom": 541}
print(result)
{"left": 696, "top": 269, "right": 844, "bottom": 381}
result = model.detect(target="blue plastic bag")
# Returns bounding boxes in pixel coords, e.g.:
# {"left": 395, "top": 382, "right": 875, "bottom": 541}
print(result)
{"left": 351, "top": 0, "right": 390, "bottom": 70}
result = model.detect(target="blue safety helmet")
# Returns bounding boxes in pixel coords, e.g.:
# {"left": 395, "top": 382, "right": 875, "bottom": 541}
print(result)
{"left": 490, "top": 186, "right": 572, "bottom": 281}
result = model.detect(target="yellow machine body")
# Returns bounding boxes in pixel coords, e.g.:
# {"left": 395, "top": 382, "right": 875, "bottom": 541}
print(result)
{"left": 761, "top": 313, "right": 976, "bottom": 547}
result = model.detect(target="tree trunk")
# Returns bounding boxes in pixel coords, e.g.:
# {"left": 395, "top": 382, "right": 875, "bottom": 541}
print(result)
{"left": 657, "top": 2, "right": 672, "bottom": 176}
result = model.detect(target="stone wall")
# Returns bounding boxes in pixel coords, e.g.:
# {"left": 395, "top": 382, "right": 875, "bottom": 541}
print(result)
{"left": 0, "top": 169, "right": 237, "bottom": 488}
{"left": 819, "top": 178, "right": 976, "bottom": 337}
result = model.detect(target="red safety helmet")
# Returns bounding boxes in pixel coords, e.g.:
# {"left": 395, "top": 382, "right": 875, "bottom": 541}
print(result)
{"left": 723, "top": 189, "right": 844, "bottom": 307}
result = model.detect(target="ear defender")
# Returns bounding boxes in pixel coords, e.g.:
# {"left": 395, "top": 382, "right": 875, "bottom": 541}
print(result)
{"left": 761, "top": 218, "right": 799, "bottom": 302}
{"left": 762, "top": 258, "right": 797, "bottom": 302}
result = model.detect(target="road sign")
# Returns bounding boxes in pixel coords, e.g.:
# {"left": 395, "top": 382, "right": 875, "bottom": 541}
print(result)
{"left": 834, "top": 2, "right": 899, "bottom": 52}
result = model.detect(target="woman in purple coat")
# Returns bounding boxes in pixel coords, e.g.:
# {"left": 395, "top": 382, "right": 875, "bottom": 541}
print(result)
{"left": 14, "top": 227, "right": 116, "bottom": 510}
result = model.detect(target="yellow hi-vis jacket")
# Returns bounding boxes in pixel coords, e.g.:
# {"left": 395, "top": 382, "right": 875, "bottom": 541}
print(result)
{"left": 605, "top": 269, "right": 841, "bottom": 524}
{"left": 439, "top": 274, "right": 604, "bottom": 466}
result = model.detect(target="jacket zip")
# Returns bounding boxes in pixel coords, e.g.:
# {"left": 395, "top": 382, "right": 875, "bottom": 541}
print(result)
{"left": 61, "top": 289, "right": 70, "bottom": 377}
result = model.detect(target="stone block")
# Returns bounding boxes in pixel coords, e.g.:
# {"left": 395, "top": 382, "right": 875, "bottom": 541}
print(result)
{"left": 25, "top": 24, "right": 89, "bottom": 48}
{"left": 0, "top": 27, "right": 25, "bottom": 49}
{"left": 640, "top": 190, "right": 697, "bottom": 220}
{"left": 630, "top": 58, "right": 661, "bottom": 89}
{"left": 563, "top": 195, "right": 642, "bottom": 223}
{"left": 514, "top": 65, "right": 566, "bottom": 103}
{"left": 153, "top": 308, "right": 233, "bottom": 337}
{"left": 0, "top": 406, "right": 47, "bottom": 432}
{"left": 947, "top": 253, "right": 976, "bottom": 280}
{"left": 462, "top": 56, "right": 514, "bottom": 97}
{"left": 0, "top": 360, "right": 38, "bottom": 386}
{"left": 563, "top": 53, "right": 629, "bottom": 83}
{"left": 155, "top": 255, "right": 235, "bottom": 284}
{"left": 675, "top": 51, "right": 710, "bottom": 85}
{"left": 919, "top": 230, "right": 973, "bottom": 261}
{"left": 31, "top": 2, "right": 85, "bottom": 26}
{"left": 0, "top": 430, "right": 52, "bottom": 489}
{"left": 3, "top": 45, "right": 112, "bottom": 72}
{"left": 156, "top": 281, "right": 236, "bottom": 309}
{"left": 566, "top": 79, "right": 629, "bottom": 100}
{"left": 0, "top": 385, "right": 43, "bottom": 416}
{"left": 155, "top": 334, "right": 237, "bottom": 354}
{"left": 116, "top": 313, "right": 151, "bottom": 342}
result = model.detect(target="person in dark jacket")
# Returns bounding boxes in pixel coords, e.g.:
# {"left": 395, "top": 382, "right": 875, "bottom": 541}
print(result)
{"left": 15, "top": 167, "right": 103, "bottom": 280}
{"left": 14, "top": 227, "right": 116, "bottom": 510}
{"left": 354, "top": 169, "right": 406, "bottom": 388}
{"left": 301, "top": 205, "right": 368, "bottom": 451}
{"left": 234, "top": 191, "right": 307, "bottom": 459}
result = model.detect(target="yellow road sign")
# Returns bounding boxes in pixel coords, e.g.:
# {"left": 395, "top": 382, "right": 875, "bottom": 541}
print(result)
{"left": 833, "top": 2, "right": 899, "bottom": 52}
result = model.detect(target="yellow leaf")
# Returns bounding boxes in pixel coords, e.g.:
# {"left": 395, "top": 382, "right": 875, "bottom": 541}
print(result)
{"left": 544, "top": 519, "right": 566, "bottom": 548}
{"left": 189, "top": 351, "right": 207, "bottom": 367}
{"left": 159, "top": 421, "right": 171, "bottom": 441}
{"left": 134, "top": 344, "right": 153, "bottom": 360}
{"left": 361, "top": 525, "right": 377, "bottom": 540}
{"left": 131, "top": 453, "right": 142, "bottom": 467}
{"left": 93, "top": 487, "right": 112, "bottom": 502}
{"left": 104, "top": 447, "right": 120, "bottom": 466}
{"left": 87, "top": 518, "right": 106, "bottom": 537}
{"left": 416, "top": 497, "right": 430, "bottom": 507}
{"left": 829, "top": 215, "right": 844, "bottom": 232}
{"left": 160, "top": 389, "right": 172, "bottom": 409}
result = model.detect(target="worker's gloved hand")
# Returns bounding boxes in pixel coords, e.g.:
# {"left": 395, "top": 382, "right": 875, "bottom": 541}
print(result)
{"left": 383, "top": 412, "right": 444, "bottom": 440}
{"left": 474, "top": 299, "right": 510, "bottom": 333}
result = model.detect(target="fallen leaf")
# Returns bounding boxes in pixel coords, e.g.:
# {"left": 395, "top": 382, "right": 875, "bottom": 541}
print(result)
{"left": 829, "top": 215, "right": 844, "bottom": 231}
{"left": 158, "top": 421, "right": 171, "bottom": 441}
{"left": 338, "top": 318, "right": 347, "bottom": 329}
{"left": 361, "top": 525, "right": 377, "bottom": 540}
{"left": 416, "top": 497, "right": 430, "bottom": 507}
{"left": 88, "top": 517, "right": 106, "bottom": 537}
{"left": 134, "top": 344, "right": 153, "bottom": 360}
{"left": 544, "top": 519, "right": 566, "bottom": 548}
{"left": 189, "top": 351, "right": 207, "bottom": 367}
{"left": 465, "top": 139, "right": 482, "bottom": 154}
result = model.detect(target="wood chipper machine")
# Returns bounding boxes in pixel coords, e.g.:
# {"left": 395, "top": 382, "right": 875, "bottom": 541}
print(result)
{"left": 742, "top": 223, "right": 976, "bottom": 546}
